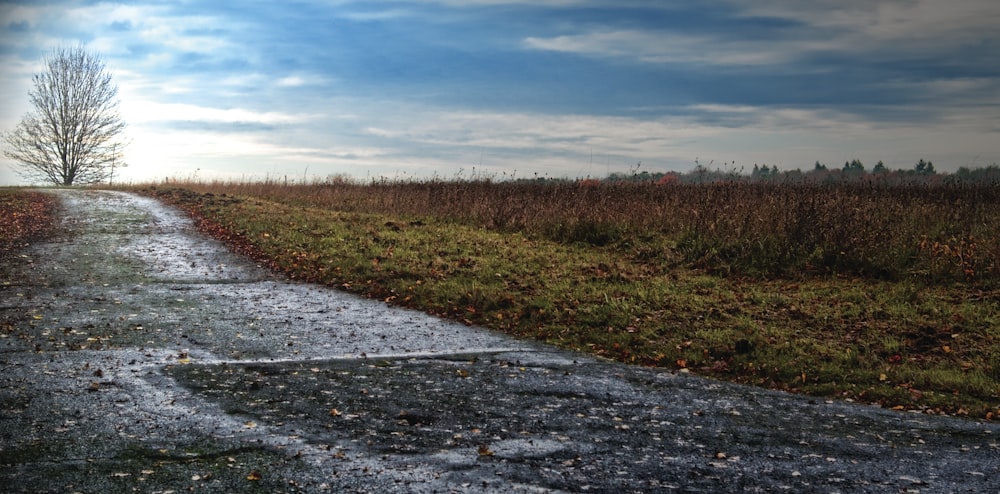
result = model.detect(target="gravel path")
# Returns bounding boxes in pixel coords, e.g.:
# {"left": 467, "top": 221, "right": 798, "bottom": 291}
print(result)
{"left": 1, "top": 189, "right": 997, "bottom": 493}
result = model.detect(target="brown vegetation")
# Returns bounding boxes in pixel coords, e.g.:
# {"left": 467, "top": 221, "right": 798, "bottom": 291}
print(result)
{"left": 0, "top": 189, "right": 58, "bottom": 259}
{"left": 153, "top": 178, "right": 1000, "bottom": 284}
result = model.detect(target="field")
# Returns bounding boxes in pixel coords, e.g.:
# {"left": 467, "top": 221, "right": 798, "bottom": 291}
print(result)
{"left": 113, "top": 179, "right": 1000, "bottom": 419}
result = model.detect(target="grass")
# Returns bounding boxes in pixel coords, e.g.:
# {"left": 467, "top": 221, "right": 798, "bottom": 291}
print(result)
{"left": 108, "top": 179, "right": 1000, "bottom": 420}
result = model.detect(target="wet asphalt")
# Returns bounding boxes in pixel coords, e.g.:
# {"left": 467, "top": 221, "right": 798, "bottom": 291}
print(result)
{"left": 0, "top": 189, "right": 997, "bottom": 493}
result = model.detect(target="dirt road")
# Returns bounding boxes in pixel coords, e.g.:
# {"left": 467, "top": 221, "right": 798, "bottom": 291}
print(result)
{"left": 1, "top": 189, "right": 997, "bottom": 493}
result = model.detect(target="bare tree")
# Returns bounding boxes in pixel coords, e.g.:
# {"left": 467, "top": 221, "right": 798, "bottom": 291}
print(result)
{"left": 3, "top": 47, "right": 127, "bottom": 186}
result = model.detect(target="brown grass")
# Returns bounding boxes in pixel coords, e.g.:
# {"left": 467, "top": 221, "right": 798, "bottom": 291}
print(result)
{"left": 149, "top": 178, "right": 1000, "bottom": 284}
{"left": 0, "top": 189, "right": 59, "bottom": 258}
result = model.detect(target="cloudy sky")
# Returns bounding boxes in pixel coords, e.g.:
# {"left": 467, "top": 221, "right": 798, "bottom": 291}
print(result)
{"left": 1, "top": 0, "right": 998, "bottom": 184}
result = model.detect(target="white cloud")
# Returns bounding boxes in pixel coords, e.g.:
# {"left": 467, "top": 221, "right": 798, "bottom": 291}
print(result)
{"left": 524, "top": 29, "right": 829, "bottom": 67}
{"left": 727, "top": 0, "right": 1000, "bottom": 55}
{"left": 277, "top": 76, "right": 307, "bottom": 87}
{"left": 359, "top": 107, "right": 728, "bottom": 173}
{"left": 337, "top": 8, "right": 415, "bottom": 21}
{"left": 115, "top": 122, "right": 395, "bottom": 183}
{"left": 274, "top": 74, "right": 332, "bottom": 88}
{"left": 82, "top": 4, "right": 237, "bottom": 56}
{"left": 0, "top": 3, "right": 47, "bottom": 27}
{"left": 409, "top": 0, "right": 587, "bottom": 5}
{"left": 350, "top": 101, "right": 998, "bottom": 175}
{"left": 525, "top": 1, "right": 1000, "bottom": 69}
{"left": 121, "top": 100, "right": 311, "bottom": 125}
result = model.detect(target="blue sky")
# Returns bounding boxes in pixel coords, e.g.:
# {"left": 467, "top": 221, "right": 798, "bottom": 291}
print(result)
{"left": 2, "top": 0, "right": 998, "bottom": 184}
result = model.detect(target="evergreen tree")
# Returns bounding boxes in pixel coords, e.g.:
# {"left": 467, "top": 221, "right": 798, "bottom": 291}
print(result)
{"left": 915, "top": 159, "right": 936, "bottom": 175}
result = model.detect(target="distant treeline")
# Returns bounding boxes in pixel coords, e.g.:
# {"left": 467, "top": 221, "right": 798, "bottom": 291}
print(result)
{"left": 599, "top": 160, "right": 1000, "bottom": 185}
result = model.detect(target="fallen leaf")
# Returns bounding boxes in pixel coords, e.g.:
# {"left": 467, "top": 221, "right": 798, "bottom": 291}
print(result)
{"left": 247, "top": 470, "right": 262, "bottom": 481}
{"left": 477, "top": 445, "right": 494, "bottom": 457}
{"left": 329, "top": 408, "right": 342, "bottom": 417}
{"left": 899, "top": 475, "right": 927, "bottom": 486}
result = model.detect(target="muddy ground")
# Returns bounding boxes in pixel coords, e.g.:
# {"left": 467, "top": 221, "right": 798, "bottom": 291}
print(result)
{"left": 0, "top": 189, "right": 997, "bottom": 493}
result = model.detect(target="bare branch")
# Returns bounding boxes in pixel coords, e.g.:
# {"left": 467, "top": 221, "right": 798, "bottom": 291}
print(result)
{"left": 3, "top": 46, "right": 127, "bottom": 186}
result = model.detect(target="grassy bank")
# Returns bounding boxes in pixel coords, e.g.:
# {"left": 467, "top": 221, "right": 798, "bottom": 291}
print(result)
{"left": 0, "top": 188, "right": 59, "bottom": 259}
{"left": 128, "top": 180, "right": 999, "bottom": 419}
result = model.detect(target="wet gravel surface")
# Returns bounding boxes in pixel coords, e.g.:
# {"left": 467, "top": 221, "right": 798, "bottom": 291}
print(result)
{"left": 1, "top": 189, "right": 997, "bottom": 493}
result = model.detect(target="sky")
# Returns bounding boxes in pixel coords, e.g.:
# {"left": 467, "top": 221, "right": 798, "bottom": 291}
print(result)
{"left": 1, "top": 0, "right": 999, "bottom": 185}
